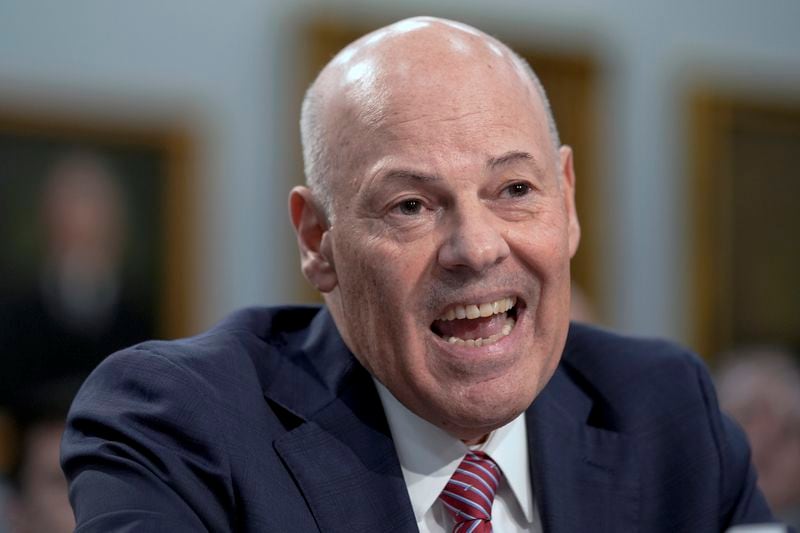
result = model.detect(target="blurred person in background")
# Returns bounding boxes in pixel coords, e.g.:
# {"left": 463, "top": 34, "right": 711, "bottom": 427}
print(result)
{"left": 0, "top": 474, "right": 9, "bottom": 533}
{"left": 717, "top": 348, "right": 800, "bottom": 530}
{"left": 4, "top": 379, "right": 79, "bottom": 533}
{"left": 0, "top": 151, "right": 151, "bottom": 409}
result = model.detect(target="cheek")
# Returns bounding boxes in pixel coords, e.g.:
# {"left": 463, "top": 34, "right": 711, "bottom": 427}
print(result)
{"left": 335, "top": 234, "right": 442, "bottom": 375}
{"left": 340, "top": 229, "right": 433, "bottom": 303}
{"left": 506, "top": 218, "right": 572, "bottom": 274}
{"left": 335, "top": 240, "right": 415, "bottom": 345}
{"left": 343, "top": 247, "right": 403, "bottom": 303}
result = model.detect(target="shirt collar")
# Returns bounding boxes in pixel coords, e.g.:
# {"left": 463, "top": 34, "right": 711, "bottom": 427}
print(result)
{"left": 374, "top": 378, "right": 534, "bottom": 523}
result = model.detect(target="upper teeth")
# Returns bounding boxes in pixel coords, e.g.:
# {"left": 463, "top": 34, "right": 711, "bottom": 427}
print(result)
{"left": 438, "top": 296, "right": 516, "bottom": 321}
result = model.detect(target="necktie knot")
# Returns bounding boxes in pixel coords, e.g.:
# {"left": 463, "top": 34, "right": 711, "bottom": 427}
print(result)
{"left": 439, "top": 451, "right": 500, "bottom": 533}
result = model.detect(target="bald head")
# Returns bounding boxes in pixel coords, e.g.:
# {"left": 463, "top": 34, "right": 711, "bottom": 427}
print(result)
{"left": 300, "top": 16, "right": 561, "bottom": 219}
{"left": 290, "top": 16, "right": 580, "bottom": 442}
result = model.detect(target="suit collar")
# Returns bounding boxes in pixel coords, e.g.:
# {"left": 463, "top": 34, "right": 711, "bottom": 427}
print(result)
{"left": 526, "top": 339, "right": 640, "bottom": 533}
{"left": 257, "top": 307, "right": 356, "bottom": 421}
{"left": 268, "top": 308, "right": 417, "bottom": 532}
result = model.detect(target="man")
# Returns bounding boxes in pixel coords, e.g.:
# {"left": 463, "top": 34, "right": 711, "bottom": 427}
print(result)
{"left": 62, "top": 17, "right": 776, "bottom": 532}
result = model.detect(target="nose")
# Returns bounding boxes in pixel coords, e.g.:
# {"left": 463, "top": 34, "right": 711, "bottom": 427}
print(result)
{"left": 437, "top": 205, "right": 511, "bottom": 273}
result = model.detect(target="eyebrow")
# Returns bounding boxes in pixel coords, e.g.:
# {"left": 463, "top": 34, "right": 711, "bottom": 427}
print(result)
{"left": 380, "top": 169, "right": 441, "bottom": 183}
{"left": 376, "top": 150, "right": 542, "bottom": 184}
{"left": 486, "top": 150, "right": 538, "bottom": 171}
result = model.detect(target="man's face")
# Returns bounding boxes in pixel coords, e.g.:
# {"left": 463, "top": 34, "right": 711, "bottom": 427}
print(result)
{"left": 309, "top": 27, "right": 579, "bottom": 441}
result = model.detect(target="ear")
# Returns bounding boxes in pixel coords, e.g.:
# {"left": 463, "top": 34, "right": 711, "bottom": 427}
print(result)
{"left": 289, "top": 186, "right": 338, "bottom": 292}
{"left": 559, "top": 146, "right": 581, "bottom": 258}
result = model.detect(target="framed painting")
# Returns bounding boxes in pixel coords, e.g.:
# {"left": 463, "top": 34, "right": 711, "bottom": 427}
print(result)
{"left": 0, "top": 111, "right": 196, "bottom": 397}
{"left": 0, "top": 109, "right": 194, "bottom": 470}
{"left": 689, "top": 91, "right": 800, "bottom": 359}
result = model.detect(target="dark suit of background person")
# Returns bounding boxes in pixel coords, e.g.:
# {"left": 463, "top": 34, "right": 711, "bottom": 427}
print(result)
{"left": 61, "top": 306, "right": 772, "bottom": 532}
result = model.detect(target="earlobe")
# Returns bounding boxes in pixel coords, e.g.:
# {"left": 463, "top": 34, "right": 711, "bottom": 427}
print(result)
{"left": 559, "top": 146, "right": 581, "bottom": 258}
{"left": 289, "top": 186, "right": 338, "bottom": 292}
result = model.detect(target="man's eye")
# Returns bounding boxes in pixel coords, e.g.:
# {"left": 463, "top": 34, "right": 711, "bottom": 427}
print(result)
{"left": 396, "top": 198, "right": 423, "bottom": 215}
{"left": 505, "top": 182, "right": 531, "bottom": 198}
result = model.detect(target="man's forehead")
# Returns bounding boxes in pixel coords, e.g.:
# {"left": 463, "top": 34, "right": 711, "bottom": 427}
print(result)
{"left": 306, "top": 17, "right": 557, "bottom": 203}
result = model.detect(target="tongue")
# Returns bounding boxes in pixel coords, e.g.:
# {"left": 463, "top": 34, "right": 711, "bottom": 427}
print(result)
{"left": 433, "top": 312, "right": 508, "bottom": 340}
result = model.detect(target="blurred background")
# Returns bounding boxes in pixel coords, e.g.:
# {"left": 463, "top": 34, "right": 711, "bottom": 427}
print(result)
{"left": 0, "top": 0, "right": 798, "bottom": 531}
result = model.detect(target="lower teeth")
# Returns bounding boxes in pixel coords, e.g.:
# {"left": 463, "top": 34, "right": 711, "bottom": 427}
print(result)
{"left": 446, "top": 317, "right": 516, "bottom": 347}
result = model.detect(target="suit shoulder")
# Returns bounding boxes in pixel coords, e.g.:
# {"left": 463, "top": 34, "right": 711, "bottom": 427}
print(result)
{"left": 562, "top": 322, "right": 712, "bottom": 431}
{"left": 562, "top": 324, "right": 774, "bottom": 527}
{"left": 564, "top": 322, "right": 706, "bottom": 383}
{"left": 140, "top": 304, "right": 321, "bottom": 357}
{"left": 83, "top": 305, "right": 324, "bottom": 400}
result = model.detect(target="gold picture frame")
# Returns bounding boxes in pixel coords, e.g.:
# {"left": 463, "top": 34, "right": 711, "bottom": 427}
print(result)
{"left": 0, "top": 111, "right": 196, "bottom": 340}
{"left": 689, "top": 90, "right": 800, "bottom": 359}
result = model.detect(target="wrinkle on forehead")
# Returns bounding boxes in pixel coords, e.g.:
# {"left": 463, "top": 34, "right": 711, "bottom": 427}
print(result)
{"left": 383, "top": 109, "right": 488, "bottom": 130}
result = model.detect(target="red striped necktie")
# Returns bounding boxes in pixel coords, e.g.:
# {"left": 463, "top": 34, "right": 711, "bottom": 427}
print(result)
{"left": 439, "top": 451, "right": 501, "bottom": 533}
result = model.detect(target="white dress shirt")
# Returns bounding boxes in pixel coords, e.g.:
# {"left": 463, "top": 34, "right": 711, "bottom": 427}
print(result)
{"left": 374, "top": 379, "right": 542, "bottom": 532}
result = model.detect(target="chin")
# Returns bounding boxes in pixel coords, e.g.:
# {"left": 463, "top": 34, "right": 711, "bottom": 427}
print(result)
{"left": 435, "top": 378, "right": 535, "bottom": 438}
{"left": 439, "top": 407, "right": 521, "bottom": 442}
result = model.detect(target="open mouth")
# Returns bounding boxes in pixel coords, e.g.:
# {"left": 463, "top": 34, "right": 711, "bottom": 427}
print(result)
{"left": 430, "top": 296, "right": 520, "bottom": 347}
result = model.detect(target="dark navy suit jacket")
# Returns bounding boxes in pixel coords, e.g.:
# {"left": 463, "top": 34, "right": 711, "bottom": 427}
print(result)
{"left": 61, "top": 306, "right": 774, "bottom": 532}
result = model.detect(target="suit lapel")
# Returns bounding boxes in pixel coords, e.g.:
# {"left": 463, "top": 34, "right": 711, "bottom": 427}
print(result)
{"left": 264, "top": 309, "right": 640, "bottom": 532}
{"left": 267, "top": 309, "right": 417, "bottom": 533}
{"left": 527, "top": 366, "right": 640, "bottom": 533}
